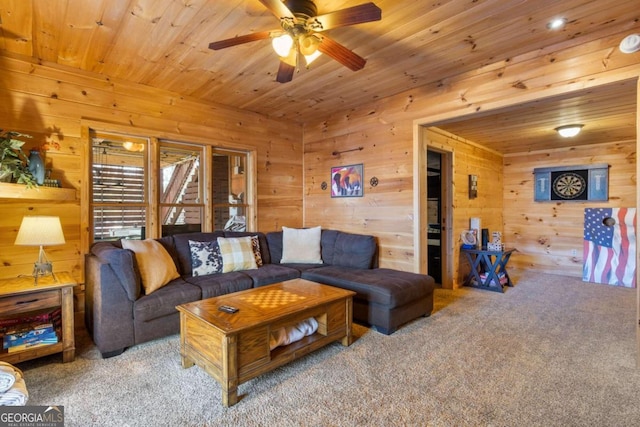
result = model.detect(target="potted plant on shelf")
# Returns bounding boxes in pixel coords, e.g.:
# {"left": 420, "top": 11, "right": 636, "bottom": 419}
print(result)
{"left": 0, "top": 130, "right": 37, "bottom": 187}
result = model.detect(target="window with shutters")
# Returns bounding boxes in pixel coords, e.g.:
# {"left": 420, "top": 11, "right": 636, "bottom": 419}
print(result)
{"left": 88, "top": 130, "right": 255, "bottom": 244}
{"left": 91, "top": 133, "right": 147, "bottom": 241}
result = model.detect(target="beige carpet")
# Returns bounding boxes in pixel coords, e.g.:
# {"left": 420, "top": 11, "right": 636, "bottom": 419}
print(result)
{"left": 17, "top": 271, "right": 640, "bottom": 426}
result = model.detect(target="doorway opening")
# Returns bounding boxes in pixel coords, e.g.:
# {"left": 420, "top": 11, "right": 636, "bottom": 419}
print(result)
{"left": 414, "top": 131, "right": 453, "bottom": 289}
{"left": 427, "top": 150, "right": 442, "bottom": 284}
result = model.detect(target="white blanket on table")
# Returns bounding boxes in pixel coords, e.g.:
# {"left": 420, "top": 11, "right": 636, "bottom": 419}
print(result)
{"left": 0, "top": 362, "right": 28, "bottom": 406}
{"left": 269, "top": 317, "right": 319, "bottom": 350}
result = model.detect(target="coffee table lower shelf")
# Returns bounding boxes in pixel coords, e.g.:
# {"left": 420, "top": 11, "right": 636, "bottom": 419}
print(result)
{"left": 176, "top": 280, "right": 355, "bottom": 407}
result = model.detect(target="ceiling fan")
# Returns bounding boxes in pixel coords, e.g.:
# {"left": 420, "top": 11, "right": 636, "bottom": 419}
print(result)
{"left": 208, "top": 0, "right": 381, "bottom": 83}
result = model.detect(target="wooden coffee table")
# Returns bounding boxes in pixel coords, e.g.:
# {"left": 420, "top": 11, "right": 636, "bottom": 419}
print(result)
{"left": 176, "top": 278, "right": 355, "bottom": 407}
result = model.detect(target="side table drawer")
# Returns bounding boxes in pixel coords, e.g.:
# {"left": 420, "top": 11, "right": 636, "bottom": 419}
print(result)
{"left": 0, "top": 290, "right": 61, "bottom": 316}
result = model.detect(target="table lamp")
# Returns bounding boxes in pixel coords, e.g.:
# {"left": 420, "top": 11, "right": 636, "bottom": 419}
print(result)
{"left": 14, "top": 216, "right": 66, "bottom": 282}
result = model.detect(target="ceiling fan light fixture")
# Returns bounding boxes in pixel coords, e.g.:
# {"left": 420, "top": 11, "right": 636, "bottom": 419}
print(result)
{"left": 299, "top": 34, "right": 321, "bottom": 56}
{"left": 272, "top": 34, "right": 294, "bottom": 57}
{"left": 208, "top": 1, "right": 381, "bottom": 83}
{"left": 304, "top": 50, "right": 322, "bottom": 66}
{"left": 280, "top": 48, "right": 298, "bottom": 67}
{"left": 555, "top": 124, "right": 583, "bottom": 138}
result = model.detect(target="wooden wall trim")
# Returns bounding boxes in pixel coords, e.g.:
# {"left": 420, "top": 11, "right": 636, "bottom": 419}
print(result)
{"left": 413, "top": 123, "right": 425, "bottom": 274}
{"left": 503, "top": 139, "right": 638, "bottom": 157}
{"left": 80, "top": 126, "right": 90, "bottom": 259}
{"left": 636, "top": 77, "right": 640, "bottom": 369}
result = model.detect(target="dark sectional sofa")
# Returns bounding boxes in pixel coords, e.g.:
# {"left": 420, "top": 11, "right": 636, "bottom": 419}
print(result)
{"left": 85, "top": 229, "right": 435, "bottom": 358}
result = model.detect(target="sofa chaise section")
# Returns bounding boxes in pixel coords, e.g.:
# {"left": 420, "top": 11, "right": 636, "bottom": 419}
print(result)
{"left": 301, "top": 267, "right": 435, "bottom": 334}
{"left": 266, "top": 230, "right": 435, "bottom": 334}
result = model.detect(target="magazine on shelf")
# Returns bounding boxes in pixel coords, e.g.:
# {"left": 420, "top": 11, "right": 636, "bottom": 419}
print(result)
{"left": 0, "top": 307, "right": 62, "bottom": 352}
{"left": 3, "top": 325, "right": 58, "bottom": 349}
{"left": 7, "top": 340, "right": 58, "bottom": 353}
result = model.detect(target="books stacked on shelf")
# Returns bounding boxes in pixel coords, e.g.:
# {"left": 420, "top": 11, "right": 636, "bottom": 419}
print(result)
{"left": 42, "top": 178, "right": 62, "bottom": 188}
{"left": 0, "top": 308, "right": 61, "bottom": 353}
{"left": 479, "top": 272, "right": 508, "bottom": 286}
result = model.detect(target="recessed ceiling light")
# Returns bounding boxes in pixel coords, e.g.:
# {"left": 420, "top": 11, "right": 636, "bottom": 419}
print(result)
{"left": 547, "top": 18, "right": 567, "bottom": 30}
{"left": 619, "top": 34, "right": 640, "bottom": 54}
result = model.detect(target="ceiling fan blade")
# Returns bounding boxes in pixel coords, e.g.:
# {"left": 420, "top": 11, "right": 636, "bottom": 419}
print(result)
{"left": 311, "top": 3, "right": 381, "bottom": 31}
{"left": 208, "top": 31, "right": 272, "bottom": 50}
{"left": 276, "top": 60, "right": 295, "bottom": 83}
{"left": 258, "top": 0, "right": 295, "bottom": 20}
{"left": 317, "top": 35, "right": 367, "bottom": 71}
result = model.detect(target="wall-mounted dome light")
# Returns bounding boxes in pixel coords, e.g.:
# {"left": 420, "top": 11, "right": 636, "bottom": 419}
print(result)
{"left": 555, "top": 124, "right": 584, "bottom": 138}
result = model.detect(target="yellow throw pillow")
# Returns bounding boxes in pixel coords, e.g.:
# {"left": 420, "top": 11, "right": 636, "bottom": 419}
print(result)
{"left": 217, "top": 236, "right": 258, "bottom": 273}
{"left": 121, "top": 239, "right": 180, "bottom": 294}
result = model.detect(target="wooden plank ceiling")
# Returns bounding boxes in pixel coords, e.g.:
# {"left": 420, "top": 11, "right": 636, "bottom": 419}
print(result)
{"left": 434, "top": 79, "right": 638, "bottom": 154}
{"left": 0, "top": 0, "right": 638, "bottom": 154}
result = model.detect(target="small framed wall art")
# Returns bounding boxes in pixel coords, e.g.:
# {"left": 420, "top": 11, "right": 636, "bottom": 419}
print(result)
{"left": 533, "top": 163, "right": 609, "bottom": 202}
{"left": 468, "top": 174, "right": 478, "bottom": 199}
{"left": 331, "top": 163, "right": 363, "bottom": 197}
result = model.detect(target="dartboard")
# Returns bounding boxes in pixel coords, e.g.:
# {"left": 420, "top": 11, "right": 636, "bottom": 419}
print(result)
{"left": 552, "top": 172, "right": 586, "bottom": 199}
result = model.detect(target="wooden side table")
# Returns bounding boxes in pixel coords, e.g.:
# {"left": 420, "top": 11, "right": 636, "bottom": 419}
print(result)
{"left": 462, "top": 248, "right": 515, "bottom": 293}
{"left": 0, "top": 272, "right": 77, "bottom": 364}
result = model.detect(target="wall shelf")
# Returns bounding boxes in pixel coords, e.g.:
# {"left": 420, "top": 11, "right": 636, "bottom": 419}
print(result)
{"left": 0, "top": 182, "right": 77, "bottom": 201}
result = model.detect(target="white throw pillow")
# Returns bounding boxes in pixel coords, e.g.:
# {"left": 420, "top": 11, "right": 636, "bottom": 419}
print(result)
{"left": 281, "top": 226, "right": 323, "bottom": 264}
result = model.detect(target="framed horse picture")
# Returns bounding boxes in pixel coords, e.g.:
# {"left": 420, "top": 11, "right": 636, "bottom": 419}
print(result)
{"left": 331, "top": 164, "right": 363, "bottom": 198}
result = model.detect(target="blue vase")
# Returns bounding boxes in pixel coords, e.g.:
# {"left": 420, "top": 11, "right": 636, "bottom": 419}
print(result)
{"left": 28, "top": 150, "right": 45, "bottom": 185}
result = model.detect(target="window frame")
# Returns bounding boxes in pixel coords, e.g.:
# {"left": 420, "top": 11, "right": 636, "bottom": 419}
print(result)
{"left": 158, "top": 140, "right": 206, "bottom": 236}
{"left": 82, "top": 124, "right": 257, "bottom": 252}
{"left": 212, "top": 148, "right": 252, "bottom": 232}
{"left": 88, "top": 130, "right": 149, "bottom": 242}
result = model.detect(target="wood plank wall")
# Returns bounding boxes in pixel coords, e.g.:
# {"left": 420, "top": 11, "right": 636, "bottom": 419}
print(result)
{"left": 303, "top": 118, "right": 504, "bottom": 281}
{"left": 504, "top": 140, "right": 637, "bottom": 277}
{"left": 303, "top": 110, "right": 416, "bottom": 272}
{"left": 303, "top": 33, "right": 639, "bottom": 285}
{"left": 0, "top": 53, "right": 303, "bottom": 285}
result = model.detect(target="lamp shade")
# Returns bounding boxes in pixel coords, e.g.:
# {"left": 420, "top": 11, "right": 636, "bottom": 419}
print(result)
{"left": 15, "top": 216, "right": 66, "bottom": 246}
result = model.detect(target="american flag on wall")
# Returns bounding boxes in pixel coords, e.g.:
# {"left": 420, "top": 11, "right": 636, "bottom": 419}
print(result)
{"left": 583, "top": 207, "right": 636, "bottom": 288}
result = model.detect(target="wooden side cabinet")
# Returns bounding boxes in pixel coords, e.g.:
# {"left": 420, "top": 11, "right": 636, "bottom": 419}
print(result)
{"left": 0, "top": 272, "right": 77, "bottom": 364}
